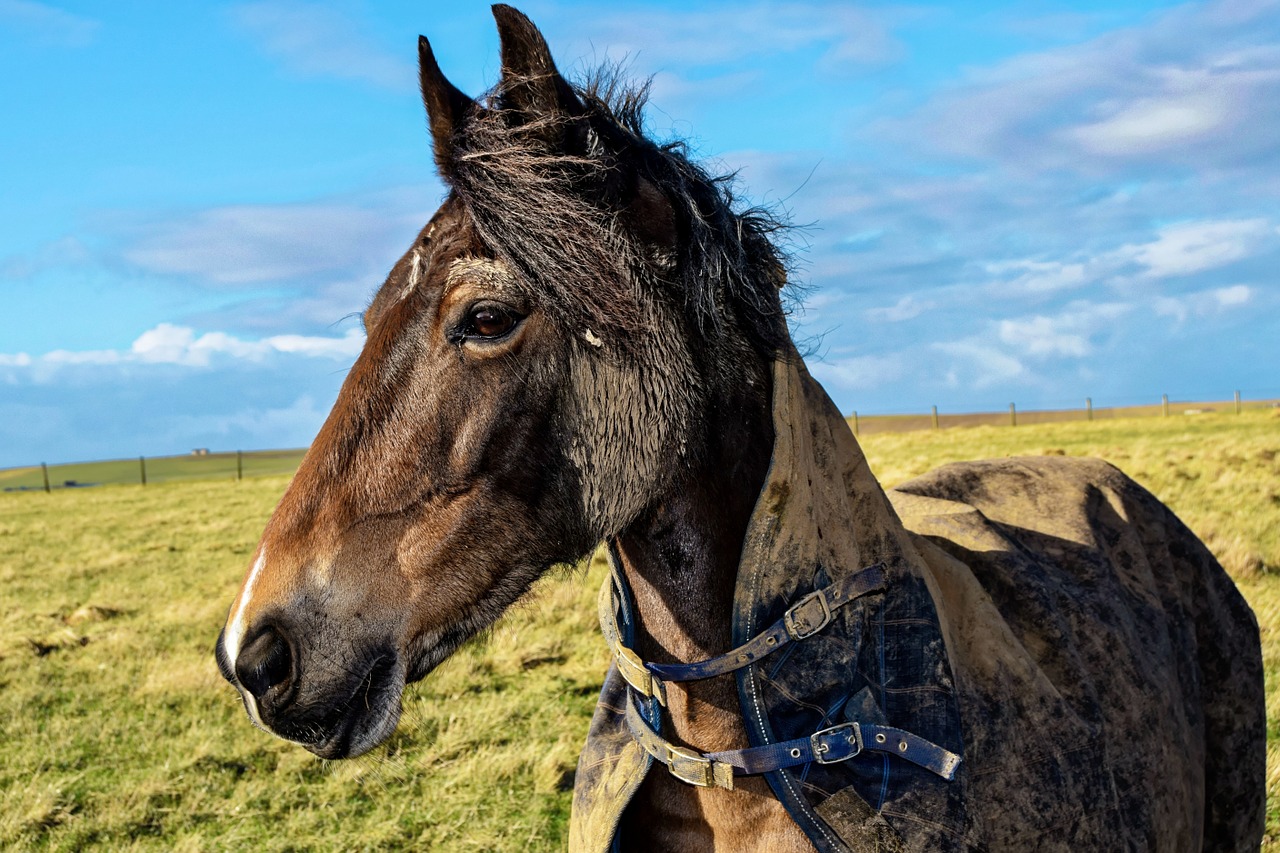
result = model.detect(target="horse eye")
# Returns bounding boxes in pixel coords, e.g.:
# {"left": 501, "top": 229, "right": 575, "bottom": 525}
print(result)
{"left": 466, "top": 304, "right": 518, "bottom": 339}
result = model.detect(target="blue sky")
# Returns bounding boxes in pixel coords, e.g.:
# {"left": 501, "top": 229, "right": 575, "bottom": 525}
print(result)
{"left": 2, "top": 0, "right": 1278, "bottom": 467}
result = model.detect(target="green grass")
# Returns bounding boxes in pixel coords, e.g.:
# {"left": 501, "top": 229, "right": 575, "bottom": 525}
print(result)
{"left": 1, "top": 409, "right": 1277, "bottom": 849}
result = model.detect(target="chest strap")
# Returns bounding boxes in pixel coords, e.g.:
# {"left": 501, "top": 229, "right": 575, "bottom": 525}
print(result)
{"left": 598, "top": 562, "right": 888, "bottom": 705}
{"left": 625, "top": 691, "right": 962, "bottom": 790}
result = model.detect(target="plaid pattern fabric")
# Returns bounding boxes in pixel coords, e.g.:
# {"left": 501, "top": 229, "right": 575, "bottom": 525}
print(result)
{"left": 569, "top": 350, "right": 1264, "bottom": 852}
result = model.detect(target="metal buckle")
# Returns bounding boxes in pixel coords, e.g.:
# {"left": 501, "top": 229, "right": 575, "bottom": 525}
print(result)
{"left": 667, "top": 745, "right": 714, "bottom": 787}
{"left": 616, "top": 646, "right": 666, "bottom": 705}
{"left": 784, "top": 589, "right": 833, "bottom": 640}
{"left": 811, "top": 722, "right": 862, "bottom": 765}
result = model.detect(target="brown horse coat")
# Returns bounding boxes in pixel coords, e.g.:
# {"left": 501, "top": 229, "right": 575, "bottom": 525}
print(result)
{"left": 572, "top": 351, "right": 1263, "bottom": 851}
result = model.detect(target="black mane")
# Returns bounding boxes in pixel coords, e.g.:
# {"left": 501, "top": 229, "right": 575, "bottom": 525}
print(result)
{"left": 443, "top": 68, "right": 791, "bottom": 356}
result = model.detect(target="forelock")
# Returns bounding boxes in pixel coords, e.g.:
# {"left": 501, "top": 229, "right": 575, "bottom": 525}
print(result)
{"left": 442, "top": 67, "right": 791, "bottom": 357}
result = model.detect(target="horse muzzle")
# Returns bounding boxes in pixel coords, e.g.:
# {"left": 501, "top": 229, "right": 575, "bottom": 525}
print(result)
{"left": 215, "top": 622, "right": 406, "bottom": 759}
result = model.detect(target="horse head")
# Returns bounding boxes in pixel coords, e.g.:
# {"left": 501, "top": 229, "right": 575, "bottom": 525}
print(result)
{"left": 215, "top": 5, "right": 787, "bottom": 759}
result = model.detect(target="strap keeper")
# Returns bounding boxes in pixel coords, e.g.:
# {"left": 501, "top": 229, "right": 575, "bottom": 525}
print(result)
{"left": 784, "top": 588, "right": 833, "bottom": 640}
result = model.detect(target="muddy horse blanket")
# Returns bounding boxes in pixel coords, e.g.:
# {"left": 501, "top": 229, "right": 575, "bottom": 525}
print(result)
{"left": 571, "top": 352, "right": 1264, "bottom": 852}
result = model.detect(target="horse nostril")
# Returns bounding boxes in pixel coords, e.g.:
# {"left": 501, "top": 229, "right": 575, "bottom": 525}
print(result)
{"left": 234, "top": 625, "right": 294, "bottom": 700}
{"left": 215, "top": 628, "right": 236, "bottom": 684}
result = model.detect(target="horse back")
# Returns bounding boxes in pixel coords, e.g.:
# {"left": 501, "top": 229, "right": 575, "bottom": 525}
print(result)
{"left": 888, "top": 455, "right": 1263, "bottom": 852}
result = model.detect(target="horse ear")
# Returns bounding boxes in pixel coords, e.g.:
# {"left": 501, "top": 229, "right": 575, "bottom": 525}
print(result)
{"left": 418, "top": 34, "right": 474, "bottom": 180}
{"left": 491, "top": 4, "right": 584, "bottom": 121}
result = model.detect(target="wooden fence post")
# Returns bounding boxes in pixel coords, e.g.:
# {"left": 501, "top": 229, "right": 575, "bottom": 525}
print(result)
{"left": 1086, "top": 397, "right": 1093, "bottom": 421}
{"left": 851, "top": 410, "right": 859, "bottom": 436}
{"left": 1162, "top": 394, "right": 1169, "bottom": 417}
{"left": 139, "top": 456, "right": 147, "bottom": 486}
{"left": 931, "top": 405, "right": 939, "bottom": 429}
{"left": 1009, "top": 403, "right": 1016, "bottom": 427}
{"left": 1235, "top": 390, "right": 1242, "bottom": 414}
{"left": 42, "top": 462, "right": 50, "bottom": 493}
{"left": 237, "top": 450, "right": 243, "bottom": 481}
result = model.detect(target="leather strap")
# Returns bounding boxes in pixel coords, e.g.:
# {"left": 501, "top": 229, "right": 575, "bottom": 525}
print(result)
{"left": 599, "top": 563, "right": 887, "bottom": 703}
{"left": 624, "top": 692, "right": 962, "bottom": 790}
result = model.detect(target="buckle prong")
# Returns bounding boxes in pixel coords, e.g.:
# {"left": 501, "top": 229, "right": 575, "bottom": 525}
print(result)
{"left": 784, "top": 589, "right": 833, "bottom": 640}
{"left": 811, "top": 722, "right": 862, "bottom": 765}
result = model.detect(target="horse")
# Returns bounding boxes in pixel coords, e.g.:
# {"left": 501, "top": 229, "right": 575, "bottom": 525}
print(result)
{"left": 214, "top": 7, "right": 1265, "bottom": 851}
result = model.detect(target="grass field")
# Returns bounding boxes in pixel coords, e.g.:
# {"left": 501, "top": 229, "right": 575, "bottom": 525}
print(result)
{"left": 1, "top": 409, "right": 1277, "bottom": 850}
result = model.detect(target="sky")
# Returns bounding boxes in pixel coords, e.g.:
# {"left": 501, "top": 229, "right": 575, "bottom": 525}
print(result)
{"left": 1, "top": 0, "right": 1278, "bottom": 468}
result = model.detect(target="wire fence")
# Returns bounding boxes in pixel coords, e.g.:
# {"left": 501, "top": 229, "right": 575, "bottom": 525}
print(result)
{"left": 849, "top": 392, "right": 1278, "bottom": 436}
{"left": 3, "top": 392, "right": 1276, "bottom": 494}
{"left": 0, "top": 449, "right": 307, "bottom": 493}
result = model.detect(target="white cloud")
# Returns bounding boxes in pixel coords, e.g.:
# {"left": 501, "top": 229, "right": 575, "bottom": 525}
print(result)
{"left": 1117, "top": 218, "right": 1273, "bottom": 278}
{"left": 996, "top": 302, "right": 1130, "bottom": 358}
{"left": 557, "top": 2, "right": 900, "bottom": 73}
{"left": 0, "top": 236, "right": 92, "bottom": 279}
{"left": 865, "top": 294, "right": 933, "bottom": 322}
{"left": 1154, "top": 283, "right": 1255, "bottom": 324}
{"left": 932, "top": 340, "right": 1028, "bottom": 389}
{"left": 167, "top": 394, "right": 328, "bottom": 444}
{"left": 882, "top": 0, "right": 1280, "bottom": 173}
{"left": 998, "top": 316, "right": 1089, "bottom": 358}
{"left": 1, "top": 323, "right": 365, "bottom": 376}
{"left": 122, "top": 201, "right": 423, "bottom": 286}
{"left": 1069, "top": 88, "right": 1229, "bottom": 156}
{"left": 229, "top": 1, "right": 413, "bottom": 90}
{"left": 1215, "top": 283, "right": 1253, "bottom": 305}
{"left": 0, "top": 0, "right": 98, "bottom": 46}
{"left": 984, "top": 259, "right": 1090, "bottom": 294}
{"left": 809, "top": 353, "right": 903, "bottom": 390}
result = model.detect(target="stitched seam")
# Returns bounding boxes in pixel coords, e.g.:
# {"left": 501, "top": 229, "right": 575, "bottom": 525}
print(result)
{"left": 880, "top": 685, "right": 953, "bottom": 696}
{"left": 747, "top": 377, "right": 839, "bottom": 852}
{"left": 879, "top": 809, "right": 968, "bottom": 839}
{"left": 876, "top": 600, "right": 889, "bottom": 811}
{"left": 758, "top": 674, "right": 833, "bottom": 717}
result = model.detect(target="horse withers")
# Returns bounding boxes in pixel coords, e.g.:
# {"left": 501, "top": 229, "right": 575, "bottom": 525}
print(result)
{"left": 215, "top": 7, "right": 1264, "bottom": 851}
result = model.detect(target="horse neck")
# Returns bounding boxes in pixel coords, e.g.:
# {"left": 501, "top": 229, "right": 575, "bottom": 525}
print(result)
{"left": 614, "top": 356, "right": 774, "bottom": 750}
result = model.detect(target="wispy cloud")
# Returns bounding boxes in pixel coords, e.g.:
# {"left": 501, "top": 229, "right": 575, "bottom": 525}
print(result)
{"left": 229, "top": 0, "right": 413, "bottom": 90}
{"left": 996, "top": 301, "right": 1131, "bottom": 359}
{"left": 809, "top": 352, "right": 904, "bottom": 390}
{"left": 932, "top": 339, "right": 1029, "bottom": 390}
{"left": 0, "top": 0, "right": 99, "bottom": 47}
{"left": 120, "top": 195, "right": 428, "bottom": 287}
{"left": 865, "top": 294, "right": 934, "bottom": 323}
{"left": 880, "top": 0, "right": 1280, "bottom": 174}
{"left": 0, "top": 235, "right": 91, "bottom": 279}
{"left": 1, "top": 323, "right": 365, "bottom": 380}
{"left": 1114, "top": 218, "right": 1275, "bottom": 279}
{"left": 556, "top": 2, "right": 901, "bottom": 73}
{"left": 1154, "top": 282, "right": 1254, "bottom": 325}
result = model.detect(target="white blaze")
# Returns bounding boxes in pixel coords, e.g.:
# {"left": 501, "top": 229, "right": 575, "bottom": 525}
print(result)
{"left": 225, "top": 548, "right": 269, "bottom": 725}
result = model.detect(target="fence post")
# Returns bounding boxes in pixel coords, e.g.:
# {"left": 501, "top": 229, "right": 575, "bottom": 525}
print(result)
{"left": 851, "top": 410, "right": 859, "bottom": 436}
{"left": 139, "top": 456, "right": 147, "bottom": 486}
{"left": 237, "top": 450, "right": 243, "bottom": 481}
{"left": 1162, "top": 394, "right": 1169, "bottom": 417}
{"left": 931, "top": 405, "right": 939, "bottom": 430}
{"left": 1086, "top": 397, "right": 1093, "bottom": 421}
{"left": 1235, "top": 390, "right": 1242, "bottom": 414}
{"left": 1009, "top": 403, "right": 1016, "bottom": 427}
{"left": 42, "top": 462, "right": 50, "bottom": 493}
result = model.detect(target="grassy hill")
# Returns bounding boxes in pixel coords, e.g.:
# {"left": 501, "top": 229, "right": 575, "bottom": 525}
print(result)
{"left": 2, "top": 409, "right": 1277, "bottom": 850}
